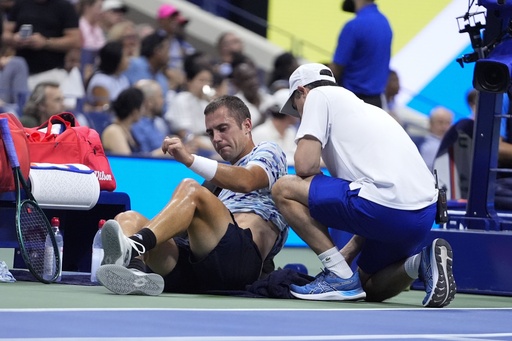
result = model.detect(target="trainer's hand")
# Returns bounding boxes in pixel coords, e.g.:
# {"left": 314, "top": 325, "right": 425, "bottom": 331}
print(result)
{"left": 162, "top": 136, "right": 194, "bottom": 166}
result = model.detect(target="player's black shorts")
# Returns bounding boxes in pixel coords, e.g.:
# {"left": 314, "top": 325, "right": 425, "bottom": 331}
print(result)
{"left": 162, "top": 221, "right": 263, "bottom": 293}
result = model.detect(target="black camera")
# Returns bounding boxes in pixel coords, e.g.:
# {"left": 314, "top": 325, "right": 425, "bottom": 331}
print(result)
{"left": 473, "top": 39, "right": 512, "bottom": 93}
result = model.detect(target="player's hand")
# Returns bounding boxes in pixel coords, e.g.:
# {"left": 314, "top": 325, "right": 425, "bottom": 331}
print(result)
{"left": 162, "top": 136, "right": 194, "bottom": 166}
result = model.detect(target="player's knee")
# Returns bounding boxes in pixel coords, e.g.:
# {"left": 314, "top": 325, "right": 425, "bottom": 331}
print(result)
{"left": 175, "top": 178, "right": 205, "bottom": 199}
{"left": 272, "top": 175, "right": 294, "bottom": 202}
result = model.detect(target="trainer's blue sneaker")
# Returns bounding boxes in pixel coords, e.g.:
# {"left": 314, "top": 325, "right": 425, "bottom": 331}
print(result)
{"left": 290, "top": 269, "right": 366, "bottom": 301}
{"left": 419, "top": 238, "right": 456, "bottom": 307}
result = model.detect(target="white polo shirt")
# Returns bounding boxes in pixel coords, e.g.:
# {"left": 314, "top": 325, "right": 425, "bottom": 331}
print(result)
{"left": 296, "top": 86, "right": 437, "bottom": 210}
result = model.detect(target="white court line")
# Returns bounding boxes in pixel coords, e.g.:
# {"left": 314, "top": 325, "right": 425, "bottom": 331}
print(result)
{"left": 0, "top": 333, "right": 511, "bottom": 341}
{"left": 1, "top": 307, "right": 512, "bottom": 312}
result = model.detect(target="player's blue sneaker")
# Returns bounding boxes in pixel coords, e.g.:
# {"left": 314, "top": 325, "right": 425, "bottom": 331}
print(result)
{"left": 290, "top": 269, "right": 366, "bottom": 301}
{"left": 97, "top": 264, "right": 164, "bottom": 296}
{"left": 101, "top": 220, "right": 145, "bottom": 267}
{"left": 419, "top": 238, "right": 456, "bottom": 307}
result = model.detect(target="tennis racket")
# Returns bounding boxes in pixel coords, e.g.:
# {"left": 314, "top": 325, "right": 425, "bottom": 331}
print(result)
{"left": 0, "top": 118, "right": 60, "bottom": 283}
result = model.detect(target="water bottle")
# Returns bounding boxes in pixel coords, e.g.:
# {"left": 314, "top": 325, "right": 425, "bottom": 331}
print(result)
{"left": 43, "top": 217, "right": 63, "bottom": 282}
{"left": 90, "top": 219, "right": 105, "bottom": 283}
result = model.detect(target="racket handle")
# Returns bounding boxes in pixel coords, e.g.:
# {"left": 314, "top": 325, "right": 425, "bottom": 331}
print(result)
{"left": 0, "top": 117, "right": 20, "bottom": 168}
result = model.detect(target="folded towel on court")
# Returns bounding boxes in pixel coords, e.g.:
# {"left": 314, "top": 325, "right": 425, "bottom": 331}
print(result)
{"left": 0, "top": 261, "right": 16, "bottom": 283}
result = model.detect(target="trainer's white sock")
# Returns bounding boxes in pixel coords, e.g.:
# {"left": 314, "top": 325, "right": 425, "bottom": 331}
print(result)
{"left": 318, "top": 247, "right": 353, "bottom": 279}
{"left": 404, "top": 253, "right": 421, "bottom": 279}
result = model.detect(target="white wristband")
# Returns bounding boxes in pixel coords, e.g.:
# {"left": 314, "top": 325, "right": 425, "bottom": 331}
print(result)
{"left": 188, "top": 154, "right": 218, "bottom": 181}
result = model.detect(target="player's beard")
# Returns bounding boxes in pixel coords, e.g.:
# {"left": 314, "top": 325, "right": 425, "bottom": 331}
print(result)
{"left": 341, "top": 0, "right": 355, "bottom": 13}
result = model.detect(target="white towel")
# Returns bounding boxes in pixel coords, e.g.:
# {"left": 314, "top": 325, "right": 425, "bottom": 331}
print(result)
{"left": 29, "top": 163, "right": 100, "bottom": 210}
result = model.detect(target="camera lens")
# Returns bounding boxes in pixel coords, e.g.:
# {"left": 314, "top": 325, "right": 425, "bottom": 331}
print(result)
{"left": 474, "top": 61, "right": 510, "bottom": 93}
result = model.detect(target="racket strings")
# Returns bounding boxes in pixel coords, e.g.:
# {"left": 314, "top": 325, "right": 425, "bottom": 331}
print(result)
{"left": 19, "top": 201, "right": 57, "bottom": 278}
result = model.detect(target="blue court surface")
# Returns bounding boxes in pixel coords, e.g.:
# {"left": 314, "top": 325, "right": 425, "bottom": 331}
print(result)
{"left": 1, "top": 308, "right": 511, "bottom": 340}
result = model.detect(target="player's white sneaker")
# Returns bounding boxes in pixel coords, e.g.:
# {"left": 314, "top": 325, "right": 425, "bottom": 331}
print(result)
{"left": 101, "top": 220, "right": 145, "bottom": 267}
{"left": 97, "top": 264, "right": 164, "bottom": 296}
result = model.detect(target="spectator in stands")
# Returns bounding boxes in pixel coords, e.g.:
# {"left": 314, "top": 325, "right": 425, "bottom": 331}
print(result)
{"left": 382, "top": 69, "right": 400, "bottom": 121}
{"left": 101, "top": 87, "right": 143, "bottom": 155}
{"left": 21, "top": 81, "right": 65, "bottom": 127}
{"left": 61, "top": 48, "right": 86, "bottom": 113}
{"left": 165, "top": 53, "right": 216, "bottom": 157}
{"left": 267, "top": 52, "right": 299, "bottom": 94}
{"left": 212, "top": 70, "right": 230, "bottom": 99}
{"left": 382, "top": 69, "right": 429, "bottom": 136}
{"left": 252, "top": 88, "right": 298, "bottom": 165}
{"left": 330, "top": 0, "right": 392, "bottom": 108}
{"left": 3, "top": 0, "right": 81, "bottom": 90}
{"left": 0, "top": 44, "right": 29, "bottom": 116}
{"left": 418, "top": 106, "right": 454, "bottom": 172}
{"left": 213, "top": 31, "right": 244, "bottom": 77}
{"left": 96, "top": 95, "right": 288, "bottom": 296}
{"left": 85, "top": 40, "right": 130, "bottom": 111}
{"left": 99, "top": 0, "right": 128, "bottom": 36}
{"left": 155, "top": 4, "right": 194, "bottom": 93}
{"left": 131, "top": 79, "right": 170, "bottom": 156}
{"left": 107, "top": 20, "right": 140, "bottom": 58}
{"left": 157, "top": 4, "right": 195, "bottom": 70}
{"left": 231, "top": 60, "right": 274, "bottom": 128}
{"left": 78, "top": 0, "right": 106, "bottom": 81}
{"left": 123, "top": 32, "right": 170, "bottom": 103}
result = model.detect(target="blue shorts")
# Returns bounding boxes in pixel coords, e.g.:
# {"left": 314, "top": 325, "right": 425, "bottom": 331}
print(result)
{"left": 162, "top": 221, "right": 263, "bottom": 293}
{"left": 309, "top": 174, "right": 436, "bottom": 274}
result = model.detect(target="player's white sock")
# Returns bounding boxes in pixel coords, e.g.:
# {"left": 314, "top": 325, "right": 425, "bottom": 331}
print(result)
{"left": 404, "top": 253, "right": 421, "bottom": 279}
{"left": 318, "top": 247, "right": 353, "bottom": 279}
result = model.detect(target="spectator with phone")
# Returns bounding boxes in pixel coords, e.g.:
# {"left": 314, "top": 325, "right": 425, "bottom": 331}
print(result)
{"left": 1, "top": 0, "right": 81, "bottom": 90}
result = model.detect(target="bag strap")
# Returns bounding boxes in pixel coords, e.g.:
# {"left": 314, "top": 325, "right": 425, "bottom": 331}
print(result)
{"left": 39, "top": 112, "right": 78, "bottom": 137}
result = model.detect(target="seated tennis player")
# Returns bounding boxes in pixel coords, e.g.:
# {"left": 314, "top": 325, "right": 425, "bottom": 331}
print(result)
{"left": 96, "top": 95, "right": 288, "bottom": 295}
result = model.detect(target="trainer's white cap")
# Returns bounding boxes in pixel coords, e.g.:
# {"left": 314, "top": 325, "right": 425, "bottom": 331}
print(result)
{"left": 280, "top": 63, "right": 336, "bottom": 117}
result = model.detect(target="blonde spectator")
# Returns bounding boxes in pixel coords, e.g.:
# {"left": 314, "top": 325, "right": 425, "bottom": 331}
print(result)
{"left": 107, "top": 20, "right": 140, "bottom": 57}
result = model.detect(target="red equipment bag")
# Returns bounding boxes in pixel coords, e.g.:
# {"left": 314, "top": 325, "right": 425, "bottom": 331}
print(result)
{"left": 24, "top": 112, "right": 116, "bottom": 191}
{"left": 0, "top": 113, "right": 31, "bottom": 192}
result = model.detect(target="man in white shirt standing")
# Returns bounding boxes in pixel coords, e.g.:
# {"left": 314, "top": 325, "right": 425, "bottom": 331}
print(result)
{"left": 273, "top": 63, "right": 456, "bottom": 307}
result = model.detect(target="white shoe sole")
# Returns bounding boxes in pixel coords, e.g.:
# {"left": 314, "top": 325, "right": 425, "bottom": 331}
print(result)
{"left": 101, "top": 220, "right": 130, "bottom": 266}
{"left": 97, "top": 265, "right": 164, "bottom": 296}
{"left": 423, "top": 238, "right": 456, "bottom": 307}
{"left": 290, "top": 289, "right": 366, "bottom": 301}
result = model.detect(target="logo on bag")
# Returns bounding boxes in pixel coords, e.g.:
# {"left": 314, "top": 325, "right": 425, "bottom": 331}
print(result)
{"left": 95, "top": 170, "right": 112, "bottom": 181}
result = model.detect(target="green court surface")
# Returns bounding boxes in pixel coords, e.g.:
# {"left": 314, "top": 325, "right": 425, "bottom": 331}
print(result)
{"left": 1, "top": 247, "right": 511, "bottom": 310}
{"left": 1, "top": 280, "right": 512, "bottom": 310}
